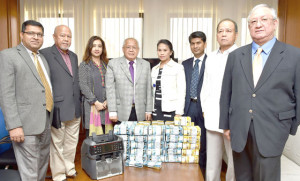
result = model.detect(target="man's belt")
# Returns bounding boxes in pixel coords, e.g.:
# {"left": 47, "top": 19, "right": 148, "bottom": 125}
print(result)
{"left": 190, "top": 98, "right": 198, "bottom": 103}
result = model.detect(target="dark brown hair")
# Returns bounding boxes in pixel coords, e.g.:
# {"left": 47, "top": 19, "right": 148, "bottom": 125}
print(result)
{"left": 83, "top": 36, "right": 108, "bottom": 64}
{"left": 157, "top": 39, "right": 175, "bottom": 60}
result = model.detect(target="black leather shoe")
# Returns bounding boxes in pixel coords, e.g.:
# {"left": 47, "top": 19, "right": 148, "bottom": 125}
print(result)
{"left": 66, "top": 172, "right": 77, "bottom": 178}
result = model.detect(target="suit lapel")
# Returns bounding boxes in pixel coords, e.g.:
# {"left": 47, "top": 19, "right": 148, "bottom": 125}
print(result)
{"left": 254, "top": 41, "right": 285, "bottom": 91}
{"left": 52, "top": 45, "right": 72, "bottom": 76}
{"left": 17, "top": 44, "right": 43, "bottom": 86}
{"left": 135, "top": 59, "right": 142, "bottom": 85}
{"left": 186, "top": 58, "right": 193, "bottom": 85}
{"left": 120, "top": 57, "right": 133, "bottom": 83}
{"left": 69, "top": 52, "right": 76, "bottom": 81}
{"left": 199, "top": 54, "right": 206, "bottom": 81}
{"left": 240, "top": 45, "right": 254, "bottom": 90}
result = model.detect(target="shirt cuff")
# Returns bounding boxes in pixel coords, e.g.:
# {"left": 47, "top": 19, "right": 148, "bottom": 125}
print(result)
{"left": 109, "top": 112, "right": 117, "bottom": 117}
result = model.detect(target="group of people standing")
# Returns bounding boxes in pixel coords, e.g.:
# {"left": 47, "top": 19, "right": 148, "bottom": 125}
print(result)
{"left": 0, "top": 3, "right": 299, "bottom": 181}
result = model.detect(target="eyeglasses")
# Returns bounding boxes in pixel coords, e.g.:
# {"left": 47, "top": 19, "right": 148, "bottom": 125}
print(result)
{"left": 23, "top": 31, "right": 44, "bottom": 38}
{"left": 248, "top": 18, "right": 274, "bottom": 26}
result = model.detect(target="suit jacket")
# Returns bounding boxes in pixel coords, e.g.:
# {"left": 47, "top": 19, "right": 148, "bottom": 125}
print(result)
{"left": 0, "top": 44, "right": 53, "bottom": 135}
{"left": 40, "top": 45, "right": 81, "bottom": 122}
{"left": 219, "top": 40, "right": 300, "bottom": 157}
{"left": 182, "top": 54, "right": 207, "bottom": 115}
{"left": 105, "top": 56, "right": 153, "bottom": 121}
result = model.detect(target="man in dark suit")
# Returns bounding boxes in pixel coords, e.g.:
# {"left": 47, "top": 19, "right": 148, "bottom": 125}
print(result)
{"left": 40, "top": 25, "right": 81, "bottom": 181}
{"left": 182, "top": 31, "right": 207, "bottom": 176}
{"left": 219, "top": 4, "right": 300, "bottom": 181}
{"left": 0, "top": 20, "right": 53, "bottom": 181}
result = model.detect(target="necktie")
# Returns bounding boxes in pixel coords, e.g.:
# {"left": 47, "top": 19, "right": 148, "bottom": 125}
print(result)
{"left": 32, "top": 52, "right": 53, "bottom": 112}
{"left": 253, "top": 48, "right": 263, "bottom": 87}
{"left": 129, "top": 61, "right": 135, "bottom": 103}
{"left": 129, "top": 61, "right": 134, "bottom": 83}
{"left": 190, "top": 59, "right": 200, "bottom": 98}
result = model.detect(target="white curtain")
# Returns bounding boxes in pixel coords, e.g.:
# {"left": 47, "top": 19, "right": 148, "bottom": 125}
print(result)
{"left": 21, "top": 0, "right": 141, "bottom": 61}
{"left": 21, "top": 0, "right": 76, "bottom": 52}
{"left": 20, "top": 0, "right": 278, "bottom": 62}
{"left": 143, "top": 0, "right": 278, "bottom": 61}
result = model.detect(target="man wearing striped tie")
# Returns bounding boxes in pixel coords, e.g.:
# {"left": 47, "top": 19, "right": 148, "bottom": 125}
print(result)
{"left": 182, "top": 31, "right": 207, "bottom": 178}
{"left": 0, "top": 20, "right": 53, "bottom": 181}
{"left": 219, "top": 4, "right": 300, "bottom": 181}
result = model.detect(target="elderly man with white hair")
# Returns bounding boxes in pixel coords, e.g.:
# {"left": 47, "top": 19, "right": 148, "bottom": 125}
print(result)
{"left": 219, "top": 4, "right": 300, "bottom": 181}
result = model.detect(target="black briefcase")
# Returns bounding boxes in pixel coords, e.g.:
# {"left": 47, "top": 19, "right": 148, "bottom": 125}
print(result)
{"left": 52, "top": 106, "right": 61, "bottom": 129}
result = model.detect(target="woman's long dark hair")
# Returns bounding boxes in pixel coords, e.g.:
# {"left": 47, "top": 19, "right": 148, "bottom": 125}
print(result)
{"left": 83, "top": 36, "right": 108, "bottom": 64}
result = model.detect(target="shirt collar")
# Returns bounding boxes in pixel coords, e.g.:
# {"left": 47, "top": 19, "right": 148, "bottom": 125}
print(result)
{"left": 194, "top": 54, "right": 205, "bottom": 62}
{"left": 56, "top": 45, "right": 69, "bottom": 55}
{"left": 126, "top": 58, "right": 136, "bottom": 64}
{"left": 217, "top": 44, "right": 238, "bottom": 55}
{"left": 21, "top": 42, "right": 40, "bottom": 56}
{"left": 154, "top": 59, "right": 176, "bottom": 69}
{"left": 252, "top": 37, "right": 276, "bottom": 55}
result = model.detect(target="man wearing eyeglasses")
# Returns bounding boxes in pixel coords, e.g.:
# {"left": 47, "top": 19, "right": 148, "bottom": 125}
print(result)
{"left": 0, "top": 20, "right": 53, "bottom": 181}
{"left": 40, "top": 25, "right": 81, "bottom": 181}
{"left": 219, "top": 4, "right": 300, "bottom": 180}
{"left": 106, "top": 38, "right": 153, "bottom": 122}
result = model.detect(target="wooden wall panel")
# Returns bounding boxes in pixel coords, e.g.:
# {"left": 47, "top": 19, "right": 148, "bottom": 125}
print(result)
{"left": 8, "top": 0, "right": 20, "bottom": 48}
{"left": 0, "top": 0, "right": 20, "bottom": 51}
{"left": 278, "top": 0, "right": 300, "bottom": 48}
{"left": 277, "top": 0, "right": 286, "bottom": 43}
{"left": 0, "top": 0, "right": 9, "bottom": 51}
{"left": 284, "top": 0, "right": 300, "bottom": 48}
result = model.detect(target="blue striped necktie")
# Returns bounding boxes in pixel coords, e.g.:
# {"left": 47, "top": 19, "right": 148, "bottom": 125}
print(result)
{"left": 190, "top": 59, "right": 200, "bottom": 98}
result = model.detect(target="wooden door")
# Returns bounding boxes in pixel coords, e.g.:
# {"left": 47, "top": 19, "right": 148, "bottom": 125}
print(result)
{"left": 0, "top": 0, "right": 20, "bottom": 51}
{"left": 278, "top": 0, "right": 300, "bottom": 48}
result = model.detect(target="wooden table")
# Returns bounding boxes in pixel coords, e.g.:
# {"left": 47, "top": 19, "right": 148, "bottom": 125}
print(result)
{"left": 74, "top": 163, "right": 203, "bottom": 181}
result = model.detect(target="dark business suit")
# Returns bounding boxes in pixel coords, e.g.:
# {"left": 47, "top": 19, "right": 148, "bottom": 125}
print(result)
{"left": 40, "top": 45, "right": 81, "bottom": 122}
{"left": 220, "top": 40, "right": 300, "bottom": 180}
{"left": 40, "top": 45, "right": 81, "bottom": 180}
{"left": 0, "top": 44, "right": 52, "bottom": 181}
{"left": 182, "top": 55, "right": 207, "bottom": 169}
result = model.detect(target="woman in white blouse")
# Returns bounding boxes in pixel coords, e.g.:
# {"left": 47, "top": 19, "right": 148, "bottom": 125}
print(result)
{"left": 151, "top": 39, "right": 186, "bottom": 121}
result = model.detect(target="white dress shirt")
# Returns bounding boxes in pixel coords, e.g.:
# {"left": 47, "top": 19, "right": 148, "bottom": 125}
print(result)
{"left": 193, "top": 54, "right": 205, "bottom": 72}
{"left": 22, "top": 43, "right": 52, "bottom": 93}
{"left": 192, "top": 54, "right": 205, "bottom": 99}
{"left": 200, "top": 44, "right": 238, "bottom": 133}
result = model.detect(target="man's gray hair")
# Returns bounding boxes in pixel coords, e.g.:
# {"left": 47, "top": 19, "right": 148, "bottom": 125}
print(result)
{"left": 247, "top": 4, "right": 277, "bottom": 22}
{"left": 122, "top": 38, "right": 139, "bottom": 48}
